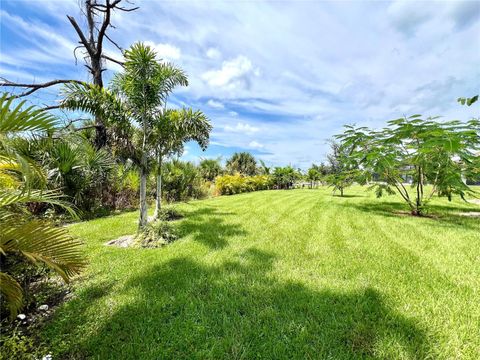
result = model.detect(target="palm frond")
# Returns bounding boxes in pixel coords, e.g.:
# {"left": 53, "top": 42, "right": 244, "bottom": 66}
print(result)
{"left": 0, "top": 218, "right": 86, "bottom": 281}
{"left": 0, "top": 93, "right": 56, "bottom": 134}
{"left": 0, "top": 272, "right": 23, "bottom": 318}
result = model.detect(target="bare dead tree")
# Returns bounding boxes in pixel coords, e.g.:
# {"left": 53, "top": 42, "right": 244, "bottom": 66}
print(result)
{"left": 0, "top": 0, "right": 137, "bottom": 148}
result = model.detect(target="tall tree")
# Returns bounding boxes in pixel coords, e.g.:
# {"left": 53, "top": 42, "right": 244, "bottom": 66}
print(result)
{"left": 0, "top": 0, "right": 138, "bottom": 148}
{"left": 61, "top": 43, "right": 188, "bottom": 229}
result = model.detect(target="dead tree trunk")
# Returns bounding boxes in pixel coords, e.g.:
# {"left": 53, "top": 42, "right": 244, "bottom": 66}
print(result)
{"left": 0, "top": 0, "right": 137, "bottom": 148}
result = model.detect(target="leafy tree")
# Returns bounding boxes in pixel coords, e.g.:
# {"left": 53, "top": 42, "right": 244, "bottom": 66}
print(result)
{"left": 150, "top": 108, "right": 211, "bottom": 219}
{"left": 226, "top": 152, "right": 257, "bottom": 176}
{"left": 199, "top": 158, "right": 223, "bottom": 181}
{"left": 325, "top": 141, "right": 357, "bottom": 197}
{"left": 337, "top": 115, "right": 480, "bottom": 215}
{"left": 306, "top": 165, "right": 322, "bottom": 188}
{"left": 0, "top": 95, "right": 85, "bottom": 317}
{"left": 272, "top": 166, "right": 299, "bottom": 189}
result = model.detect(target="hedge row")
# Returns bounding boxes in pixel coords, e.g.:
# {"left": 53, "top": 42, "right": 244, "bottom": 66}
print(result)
{"left": 215, "top": 174, "right": 272, "bottom": 195}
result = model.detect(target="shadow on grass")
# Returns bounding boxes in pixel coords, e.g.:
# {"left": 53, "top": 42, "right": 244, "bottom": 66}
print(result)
{"left": 50, "top": 248, "right": 430, "bottom": 359}
{"left": 339, "top": 201, "right": 480, "bottom": 231}
{"left": 176, "top": 205, "right": 247, "bottom": 249}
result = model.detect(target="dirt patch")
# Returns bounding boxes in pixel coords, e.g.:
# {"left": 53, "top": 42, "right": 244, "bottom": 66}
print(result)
{"left": 456, "top": 211, "right": 480, "bottom": 218}
{"left": 468, "top": 199, "right": 480, "bottom": 205}
{"left": 105, "top": 235, "right": 135, "bottom": 247}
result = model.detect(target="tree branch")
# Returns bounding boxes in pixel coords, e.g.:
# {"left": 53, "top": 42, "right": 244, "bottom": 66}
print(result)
{"left": 67, "top": 15, "right": 94, "bottom": 57}
{"left": 101, "top": 54, "right": 124, "bottom": 66}
{"left": 0, "top": 78, "right": 85, "bottom": 99}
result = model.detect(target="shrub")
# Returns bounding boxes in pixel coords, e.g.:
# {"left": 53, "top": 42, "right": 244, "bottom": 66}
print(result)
{"left": 162, "top": 160, "right": 206, "bottom": 202}
{"left": 215, "top": 174, "right": 272, "bottom": 195}
{"left": 135, "top": 220, "right": 179, "bottom": 248}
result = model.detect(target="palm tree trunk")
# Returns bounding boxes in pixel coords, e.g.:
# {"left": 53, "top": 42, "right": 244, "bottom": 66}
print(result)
{"left": 138, "top": 153, "right": 148, "bottom": 230}
{"left": 153, "top": 152, "right": 162, "bottom": 220}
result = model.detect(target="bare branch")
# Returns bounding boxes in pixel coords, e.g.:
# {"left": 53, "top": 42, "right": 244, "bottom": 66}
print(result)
{"left": 101, "top": 54, "right": 124, "bottom": 67}
{"left": 0, "top": 78, "right": 85, "bottom": 99}
{"left": 67, "top": 15, "right": 94, "bottom": 56}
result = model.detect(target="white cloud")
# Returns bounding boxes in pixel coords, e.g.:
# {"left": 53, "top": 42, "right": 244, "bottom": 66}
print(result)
{"left": 144, "top": 41, "right": 181, "bottom": 61}
{"left": 202, "top": 55, "right": 256, "bottom": 89}
{"left": 248, "top": 141, "right": 264, "bottom": 149}
{"left": 206, "top": 48, "right": 221, "bottom": 59}
{"left": 224, "top": 122, "right": 259, "bottom": 135}
{"left": 207, "top": 99, "right": 225, "bottom": 109}
{"left": 229, "top": 111, "right": 238, "bottom": 117}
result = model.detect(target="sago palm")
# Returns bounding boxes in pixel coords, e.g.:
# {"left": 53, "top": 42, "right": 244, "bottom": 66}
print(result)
{"left": 0, "top": 94, "right": 86, "bottom": 318}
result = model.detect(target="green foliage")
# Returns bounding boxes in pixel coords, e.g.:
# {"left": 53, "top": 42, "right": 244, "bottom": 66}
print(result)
{"left": 324, "top": 141, "right": 359, "bottom": 196}
{"left": 457, "top": 95, "right": 478, "bottom": 106}
{"left": 162, "top": 160, "right": 206, "bottom": 202}
{"left": 337, "top": 115, "right": 480, "bottom": 214}
{"left": 215, "top": 174, "right": 272, "bottom": 195}
{"left": 199, "top": 158, "right": 223, "bottom": 181}
{"left": 0, "top": 97, "right": 85, "bottom": 318}
{"left": 226, "top": 152, "right": 258, "bottom": 176}
{"left": 135, "top": 220, "right": 179, "bottom": 248}
{"left": 271, "top": 166, "right": 300, "bottom": 189}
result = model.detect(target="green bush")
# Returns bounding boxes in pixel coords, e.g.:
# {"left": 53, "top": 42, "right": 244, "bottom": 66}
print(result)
{"left": 135, "top": 220, "right": 179, "bottom": 248}
{"left": 215, "top": 174, "right": 272, "bottom": 195}
{"left": 162, "top": 160, "right": 207, "bottom": 202}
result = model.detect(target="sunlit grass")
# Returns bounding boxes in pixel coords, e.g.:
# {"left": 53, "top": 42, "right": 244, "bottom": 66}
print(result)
{"left": 42, "top": 186, "right": 480, "bottom": 359}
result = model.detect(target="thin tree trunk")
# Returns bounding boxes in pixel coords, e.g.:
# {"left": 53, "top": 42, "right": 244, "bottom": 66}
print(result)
{"left": 138, "top": 153, "right": 148, "bottom": 230}
{"left": 153, "top": 152, "right": 162, "bottom": 220}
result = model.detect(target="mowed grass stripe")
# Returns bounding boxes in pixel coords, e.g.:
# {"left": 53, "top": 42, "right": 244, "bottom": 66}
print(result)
{"left": 42, "top": 188, "right": 480, "bottom": 359}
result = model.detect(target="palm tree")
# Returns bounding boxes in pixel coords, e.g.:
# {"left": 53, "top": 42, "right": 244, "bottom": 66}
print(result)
{"left": 199, "top": 157, "right": 223, "bottom": 181}
{"left": 226, "top": 152, "right": 257, "bottom": 176}
{"left": 62, "top": 43, "right": 188, "bottom": 229}
{"left": 150, "top": 108, "right": 211, "bottom": 219}
{"left": 0, "top": 94, "right": 86, "bottom": 318}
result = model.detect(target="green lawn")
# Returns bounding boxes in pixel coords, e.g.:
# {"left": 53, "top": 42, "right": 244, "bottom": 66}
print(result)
{"left": 42, "top": 187, "right": 479, "bottom": 359}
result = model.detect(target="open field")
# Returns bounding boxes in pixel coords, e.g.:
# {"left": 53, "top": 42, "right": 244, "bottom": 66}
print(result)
{"left": 42, "top": 187, "right": 480, "bottom": 359}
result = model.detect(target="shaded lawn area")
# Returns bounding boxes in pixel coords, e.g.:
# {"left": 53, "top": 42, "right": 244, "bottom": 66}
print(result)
{"left": 42, "top": 187, "right": 480, "bottom": 359}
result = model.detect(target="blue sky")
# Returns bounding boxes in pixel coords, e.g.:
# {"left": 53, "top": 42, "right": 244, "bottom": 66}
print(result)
{"left": 1, "top": 0, "right": 479, "bottom": 168}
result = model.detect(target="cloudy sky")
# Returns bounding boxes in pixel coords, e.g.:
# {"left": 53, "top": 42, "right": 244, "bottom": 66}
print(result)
{"left": 1, "top": 0, "right": 479, "bottom": 168}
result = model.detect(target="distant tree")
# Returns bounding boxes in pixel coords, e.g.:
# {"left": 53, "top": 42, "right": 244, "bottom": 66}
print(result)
{"left": 226, "top": 152, "right": 257, "bottom": 176}
{"left": 199, "top": 158, "right": 223, "bottom": 181}
{"left": 258, "top": 159, "right": 271, "bottom": 175}
{"left": 307, "top": 165, "right": 322, "bottom": 188}
{"left": 336, "top": 115, "right": 480, "bottom": 215}
{"left": 272, "top": 166, "right": 300, "bottom": 189}
{"left": 325, "top": 141, "right": 357, "bottom": 197}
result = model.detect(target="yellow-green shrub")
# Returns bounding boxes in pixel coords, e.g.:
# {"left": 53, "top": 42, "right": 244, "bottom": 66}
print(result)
{"left": 215, "top": 174, "right": 272, "bottom": 195}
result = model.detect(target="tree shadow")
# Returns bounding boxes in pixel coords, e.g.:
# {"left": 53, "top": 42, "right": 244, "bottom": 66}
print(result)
{"left": 176, "top": 205, "right": 247, "bottom": 249}
{"left": 339, "top": 201, "right": 480, "bottom": 231}
{"left": 52, "top": 249, "right": 430, "bottom": 359}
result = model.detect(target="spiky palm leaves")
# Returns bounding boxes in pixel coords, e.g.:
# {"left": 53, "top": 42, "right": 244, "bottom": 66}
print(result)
{"left": 61, "top": 42, "right": 192, "bottom": 228}
{"left": 0, "top": 94, "right": 86, "bottom": 318}
{"left": 151, "top": 108, "right": 211, "bottom": 218}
